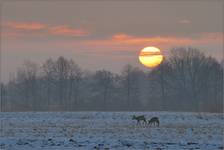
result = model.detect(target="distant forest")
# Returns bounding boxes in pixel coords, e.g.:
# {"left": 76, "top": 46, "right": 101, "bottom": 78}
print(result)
{"left": 0, "top": 47, "right": 223, "bottom": 112}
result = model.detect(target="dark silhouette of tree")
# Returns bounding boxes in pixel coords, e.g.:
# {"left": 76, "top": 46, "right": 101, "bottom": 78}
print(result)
{"left": 151, "top": 47, "right": 223, "bottom": 112}
{"left": 54, "top": 57, "right": 70, "bottom": 110}
{"left": 150, "top": 58, "right": 171, "bottom": 110}
{"left": 68, "top": 59, "right": 82, "bottom": 110}
{"left": 93, "top": 70, "right": 114, "bottom": 110}
{"left": 0, "top": 83, "right": 6, "bottom": 112}
{"left": 42, "top": 58, "right": 55, "bottom": 110}
{"left": 121, "top": 65, "right": 144, "bottom": 110}
{"left": 16, "top": 61, "right": 39, "bottom": 110}
{"left": 2, "top": 48, "right": 223, "bottom": 112}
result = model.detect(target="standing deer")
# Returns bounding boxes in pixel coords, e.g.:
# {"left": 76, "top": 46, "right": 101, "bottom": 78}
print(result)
{"left": 148, "top": 117, "right": 159, "bottom": 127}
{"left": 132, "top": 115, "right": 147, "bottom": 125}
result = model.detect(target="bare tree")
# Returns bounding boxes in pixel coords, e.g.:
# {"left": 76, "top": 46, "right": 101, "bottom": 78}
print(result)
{"left": 0, "top": 83, "right": 6, "bottom": 112}
{"left": 3, "top": 50, "right": 223, "bottom": 112}
{"left": 68, "top": 59, "right": 82, "bottom": 110}
{"left": 150, "top": 59, "right": 171, "bottom": 110}
{"left": 121, "top": 65, "right": 144, "bottom": 110}
{"left": 42, "top": 58, "right": 55, "bottom": 110}
{"left": 93, "top": 70, "right": 114, "bottom": 110}
{"left": 168, "top": 47, "right": 222, "bottom": 111}
{"left": 16, "top": 61, "right": 39, "bottom": 110}
{"left": 54, "top": 57, "right": 70, "bottom": 110}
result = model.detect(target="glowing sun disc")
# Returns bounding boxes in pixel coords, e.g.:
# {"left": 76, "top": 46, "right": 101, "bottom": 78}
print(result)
{"left": 139, "top": 46, "right": 163, "bottom": 68}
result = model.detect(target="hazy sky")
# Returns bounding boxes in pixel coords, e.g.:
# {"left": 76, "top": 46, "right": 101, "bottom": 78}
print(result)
{"left": 1, "top": 1, "right": 223, "bottom": 82}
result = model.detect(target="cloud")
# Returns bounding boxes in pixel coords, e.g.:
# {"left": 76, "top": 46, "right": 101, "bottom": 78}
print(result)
{"left": 111, "top": 33, "right": 194, "bottom": 46}
{"left": 3, "top": 21, "right": 90, "bottom": 38}
{"left": 2, "top": 31, "right": 25, "bottom": 38}
{"left": 49, "top": 25, "right": 89, "bottom": 37}
{"left": 84, "top": 33, "right": 195, "bottom": 48}
{"left": 178, "top": 19, "right": 191, "bottom": 24}
{"left": 5, "top": 22, "right": 47, "bottom": 30}
{"left": 110, "top": 32, "right": 222, "bottom": 46}
{"left": 2, "top": 21, "right": 222, "bottom": 55}
{"left": 82, "top": 32, "right": 223, "bottom": 55}
{"left": 197, "top": 32, "right": 223, "bottom": 43}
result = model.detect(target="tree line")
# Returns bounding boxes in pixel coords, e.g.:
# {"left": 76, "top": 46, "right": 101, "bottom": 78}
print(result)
{"left": 0, "top": 47, "right": 223, "bottom": 112}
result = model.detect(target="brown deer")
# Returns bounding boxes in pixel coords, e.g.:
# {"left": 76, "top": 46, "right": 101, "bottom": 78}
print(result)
{"left": 132, "top": 115, "right": 147, "bottom": 125}
{"left": 148, "top": 117, "right": 159, "bottom": 127}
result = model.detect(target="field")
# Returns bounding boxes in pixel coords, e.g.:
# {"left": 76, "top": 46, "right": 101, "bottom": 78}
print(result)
{"left": 0, "top": 112, "right": 223, "bottom": 150}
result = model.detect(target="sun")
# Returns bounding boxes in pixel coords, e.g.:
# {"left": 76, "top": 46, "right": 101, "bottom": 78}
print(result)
{"left": 139, "top": 46, "right": 163, "bottom": 68}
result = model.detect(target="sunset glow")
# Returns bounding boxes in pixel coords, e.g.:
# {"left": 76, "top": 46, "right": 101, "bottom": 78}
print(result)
{"left": 139, "top": 47, "right": 163, "bottom": 68}
{"left": 1, "top": 1, "right": 222, "bottom": 82}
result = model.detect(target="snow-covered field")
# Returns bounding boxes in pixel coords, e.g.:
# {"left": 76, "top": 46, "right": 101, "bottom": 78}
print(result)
{"left": 0, "top": 112, "right": 223, "bottom": 150}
